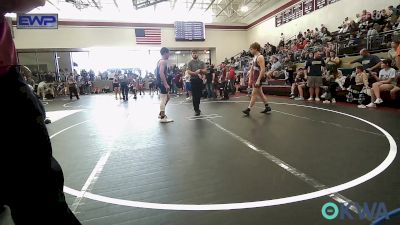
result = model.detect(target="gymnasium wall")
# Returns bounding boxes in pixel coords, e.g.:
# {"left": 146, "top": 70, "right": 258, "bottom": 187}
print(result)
{"left": 12, "top": 26, "right": 247, "bottom": 64}
{"left": 247, "top": 0, "right": 399, "bottom": 46}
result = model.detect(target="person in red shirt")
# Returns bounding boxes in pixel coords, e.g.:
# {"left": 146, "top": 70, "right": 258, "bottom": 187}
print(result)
{"left": 1, "top": 1, "right": 81, "bottom": 224}
{"left": 228, "top": 66, "right": 236, "bottom": 94}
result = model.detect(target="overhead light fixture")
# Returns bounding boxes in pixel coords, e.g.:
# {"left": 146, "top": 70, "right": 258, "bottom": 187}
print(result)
{"left": 240, "top": 5, "right": 249, "bottom": 12}
{"left": 175, "top": 51, "right": 181, "bottom": 54}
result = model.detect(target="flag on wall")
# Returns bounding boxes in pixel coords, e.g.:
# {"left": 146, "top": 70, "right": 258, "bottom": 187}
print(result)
{"left": 135, "top": 28, "right": 161, "bottom": 45}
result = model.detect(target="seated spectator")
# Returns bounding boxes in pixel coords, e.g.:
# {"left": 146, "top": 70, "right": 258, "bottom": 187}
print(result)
{"left": 383, "top": 23, "right": 393, "bottom": 32}
{"left": 388, "top": 41, "right": 399, "bottom": 69}
{"left": 350, "top": 49, "right": 382, "bottom": 74}
{"left": 322, "top": 67, "right": 345, "bottom": 104}
{"left": 354, "top": 14, "right": 362, "bottom": 23}
{"left": 321, "top": 27, "right": 332, "bottom": 42}
{"left": 347, "top": 66, "right": 370, "bottom": 108}
{"left": 297, "top": 32, "right": 303, "bottom": 39}
{"left": 367, "top": 25, "right": 379, "bottom": 37}
{"left": 283, "top": 56, "right": 296, "bottom": 84}
{"left": 361, "top": 9, "right": 372, "bottom": 20}
{"left": 366, "top": 59, "right": 397, "bottom": 107}
{"left": 396, "top": 39, "right": 400, "bottom": 69}
{"left": 267, "top": 56, "right": 283, "bottom": 79}
{"left": 290, "top": 68, "right": 307, "bottom": 100}
{"left": 325, "top": 51, "right": 341, "bottom": 70}
{"left": 388, "top": 5, "right": 399, "bottom": 24}
{"left": 348, "top": 20, "right": 360, "bottom": 33}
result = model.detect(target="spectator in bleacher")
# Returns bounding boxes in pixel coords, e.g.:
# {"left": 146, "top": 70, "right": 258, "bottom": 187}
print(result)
{"left": 395, "top": 40, "right": 400, "bottom": 69}
{"left": 388, "top": 41, "right": 399, "bottom": 69}
{"left": 367, "top": 25, "right": 379, "bottom": 37}
{"left": 290, "top": 68, "right": 307, "bottom": 100}
{"left": 322, "top": 67, "right": 345, "bottom": 104}
{"left": 348, "top": 20, "right": 359, "bottom": 33}
{"left": 283, "top": 56, "right": 296, "bottom": 84}
{"left": 361, "top": 10, "right": 372, "bottom": 20}
{"left": 354, "top": 14, "right": 362, "bottom": 24}
{"left": 325, "top": 51, "right": 341, "bottom": 70}
{"left": 366, "top": 59, "right": 397, "bottom": 107}
{"left": 348, "top": 66, "right": 370, "bottom": 108}
{"left": 305, "top": 51, "right": 326, "bottom": 102}
{"left": 388, "top": 5, "right": 399, "bottom": 24}
{"left": 350, "top": 49, "right": 382, "bottom": 74}
{"left": 267, "top": 56, "right": 283, "bottom": 79}
{"left": 321, "top": 27, "right": 332, "bottom": 43}
{"left": 297, "top": 32, "right": 303, "bottom": 40}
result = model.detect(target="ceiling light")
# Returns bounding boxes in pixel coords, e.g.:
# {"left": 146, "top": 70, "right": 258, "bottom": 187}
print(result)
{"left": 175, "top": 51, "right": 181, "bottom": 54}
{"left": 240, "top": 5, "right": 249, "bottom": 12}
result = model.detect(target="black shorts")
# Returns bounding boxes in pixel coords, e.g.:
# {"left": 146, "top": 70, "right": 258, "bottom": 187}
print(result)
{"left": 113, "top": 83, "right": 119, "bottom": 89}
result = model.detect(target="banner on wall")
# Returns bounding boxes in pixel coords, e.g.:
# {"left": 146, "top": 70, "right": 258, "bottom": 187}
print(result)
{"left": 17, "top": 14, "right": 58, "bottom": 29}
{"left": 275, "top": 0, "right": 341, "bottom": 27}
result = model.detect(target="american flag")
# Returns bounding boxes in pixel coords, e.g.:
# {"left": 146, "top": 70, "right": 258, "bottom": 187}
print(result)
{"left": 135, "top": 28, "right": 161, "bottom": 45}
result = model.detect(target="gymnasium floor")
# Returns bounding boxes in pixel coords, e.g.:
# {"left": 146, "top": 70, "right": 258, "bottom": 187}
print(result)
{"left": 44, "top": 93, "right": 400, "bottom": 225}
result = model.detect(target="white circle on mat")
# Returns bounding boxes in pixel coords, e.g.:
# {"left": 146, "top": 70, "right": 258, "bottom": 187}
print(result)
{"left": 51, "top": 102, "right": 397, "bottom": 211}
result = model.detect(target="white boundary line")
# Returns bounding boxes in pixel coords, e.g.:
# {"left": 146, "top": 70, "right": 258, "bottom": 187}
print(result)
{"left": 205, "top": 118, "right": 363, "bottom": 216}
{"left": 51, "top": 102, "right": 397, "bottom": 211}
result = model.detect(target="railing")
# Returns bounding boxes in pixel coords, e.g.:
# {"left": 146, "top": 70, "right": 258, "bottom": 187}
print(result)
{"left": 337, "top": 28, "right": 400, "bottom": 56}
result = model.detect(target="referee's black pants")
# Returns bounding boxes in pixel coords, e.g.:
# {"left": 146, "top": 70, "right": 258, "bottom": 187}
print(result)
{"left": 191, "top": 77, "right": 203, "bottom": 112}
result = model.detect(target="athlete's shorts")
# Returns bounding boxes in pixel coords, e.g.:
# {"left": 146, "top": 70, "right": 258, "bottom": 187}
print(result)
{"left": 307, "top": 76, "right": 323, "bottom": 88}
{"left": 113, "top": 83, "right": 119, "bottom": 89}
{"left": 185, "top": 82, "right": 192, "bottom": 91}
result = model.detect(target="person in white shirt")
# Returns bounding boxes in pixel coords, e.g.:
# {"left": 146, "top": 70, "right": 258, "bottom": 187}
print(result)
{"left": 366, "top": 59, "right": 397, "bottom": 107}
{"left": 266, "top": 56, "right": 282, "bottom": 79}
{"left": 184, "top": 70, "right": 192, "bottom": 100}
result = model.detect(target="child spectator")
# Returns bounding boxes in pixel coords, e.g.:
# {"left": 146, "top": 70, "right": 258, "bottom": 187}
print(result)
{"left": 322, "top": 67, "right": 345, "bottom": 104}
{"left": 290, "top": 68, "right": 307, "bottom": 100}
{"left": 347, "top": 66, "right": 370, "bottom": 108}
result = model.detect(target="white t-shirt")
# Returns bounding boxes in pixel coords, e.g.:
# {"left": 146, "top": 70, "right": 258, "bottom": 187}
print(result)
{"left": 184, "top": 71, "right": 191, "bottom": 83}
{"left": 379, "top": 68, "right": 396, "bottom": 81}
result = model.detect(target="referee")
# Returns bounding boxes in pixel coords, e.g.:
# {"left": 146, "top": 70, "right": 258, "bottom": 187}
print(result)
{"left": 186, "top": 51, "right": 207, "bottom": 116}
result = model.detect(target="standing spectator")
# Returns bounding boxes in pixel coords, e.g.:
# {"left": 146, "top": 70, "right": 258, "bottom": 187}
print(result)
{"left": 350, "top": 49, "right": 382, "bottom": 74}
{"left": 366, "top": 59, "right": 397, "bottom": 107}
{"left": 174, "top": 72, "right": 183, "bottom": 95}
{"left": 228, "top": 66, "right": 236, "bottom": 94}
{"left": 67, "top": 74, "right": 79, "bottom": 100}
{"left": 184, "top": 70, "right": 192, "bottom": 100}
{"left": 120, "top": 74, "right": 129, "bottom": 101}
{"left": 205, "top": 64, "right": 215, "bottom": 99}
{"left": 186, "top": 50, "right": 207, "bottom": 116}
{"left": 305, "top": 51, "right": 326, "bottom": 101}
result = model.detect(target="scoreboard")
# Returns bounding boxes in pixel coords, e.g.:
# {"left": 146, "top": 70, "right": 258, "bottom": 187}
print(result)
{"left": 175, "top": 21, "right": 205, "bottom": 41}
{"left": 275, "top": 0, "right": 341, "bottom": 27}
